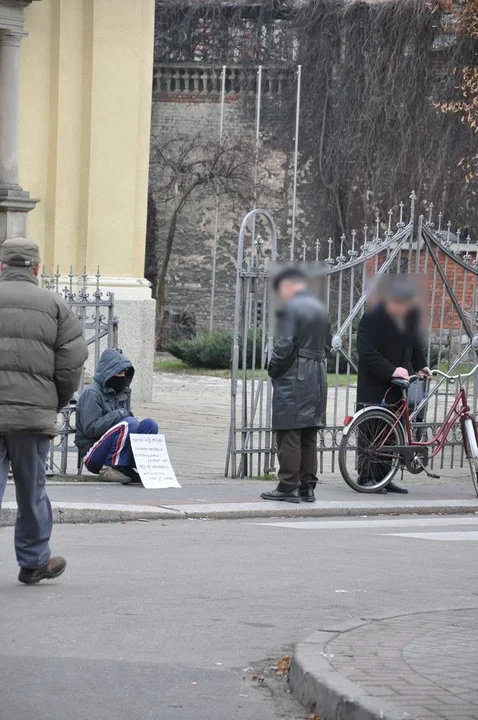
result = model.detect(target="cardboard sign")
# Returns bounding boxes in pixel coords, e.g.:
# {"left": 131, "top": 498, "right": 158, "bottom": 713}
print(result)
{"left": 130, "top": 433, "right": 181, "bottom": 489}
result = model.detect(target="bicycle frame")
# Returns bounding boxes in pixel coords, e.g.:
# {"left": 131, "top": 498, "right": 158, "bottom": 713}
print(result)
{"left": 381, "top": 384, "right": 474, "bottom": 460}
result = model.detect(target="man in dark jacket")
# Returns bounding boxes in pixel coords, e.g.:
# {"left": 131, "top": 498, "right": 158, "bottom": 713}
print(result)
{"left": 356, "top": 275, "right": 431, "bottom": 493}
{"left": 261, "top": 268, "right": 330, "bottom": 504}
{"left": 75, "top": 348, "right": 159, "bottom": 484}
{"left": 0, "top": 238, "right": 88, "bottom": 584}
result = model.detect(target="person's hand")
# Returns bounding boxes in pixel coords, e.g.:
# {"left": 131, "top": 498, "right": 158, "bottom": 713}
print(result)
{"left": 392, "top": 367, "right": 409, "bottom": 380}
{"left": 418, "top": 366, "right": 433, "bottom": 379}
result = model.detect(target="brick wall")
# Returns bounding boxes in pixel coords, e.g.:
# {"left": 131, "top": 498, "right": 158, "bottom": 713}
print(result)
{"left": 366, "top": 247, "right": 477, "bottom": 335}
{"left": 149, "top": 95, "right": 294, "bottom": 341}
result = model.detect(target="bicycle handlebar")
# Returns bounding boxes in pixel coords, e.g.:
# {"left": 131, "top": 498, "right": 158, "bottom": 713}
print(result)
{"left": 392, "top": 365, "right": 478, "bottom": 386}
{"left": 431, "top": 364, "right": 478, "bottom": 383}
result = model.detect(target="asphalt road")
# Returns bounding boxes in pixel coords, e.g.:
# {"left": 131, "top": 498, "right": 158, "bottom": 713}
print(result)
{"left": 2, "top": 514, "right": 478, "bottom": 720}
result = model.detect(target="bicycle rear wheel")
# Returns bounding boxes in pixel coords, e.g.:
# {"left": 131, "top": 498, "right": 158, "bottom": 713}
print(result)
{"left": 339, "top": 409, "right": 405, "bottom": 493}
{"left": 468, "top": 459, "right": 478, "bottom": 498}
{"left": 463, "top": 417, "right": 478, "bottom": 498}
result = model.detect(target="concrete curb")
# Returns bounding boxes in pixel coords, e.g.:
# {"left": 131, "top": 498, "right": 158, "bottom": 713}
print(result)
{"left": 1, "top": 498, "right": 478, "bottom": 526}
{"left": 289, "top": 623, "right": 407, "bottom": 720}
{"left": 178, "top": 499, "right": 478, "bottom": 520}
{"left": 0, "top": 502, "right": 186, "bottom": 527}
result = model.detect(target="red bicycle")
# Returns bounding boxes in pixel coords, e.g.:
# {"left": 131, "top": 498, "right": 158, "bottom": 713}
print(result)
{"left": 339, "top": 365, "right": 478, "bottom": 495}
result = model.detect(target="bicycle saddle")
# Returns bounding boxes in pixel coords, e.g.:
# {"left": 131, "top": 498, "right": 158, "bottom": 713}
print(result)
{"left": 390, "top": 377, "right": 410, "bottom": 390}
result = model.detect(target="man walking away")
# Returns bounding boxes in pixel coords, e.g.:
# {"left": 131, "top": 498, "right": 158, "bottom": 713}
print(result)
{"left": 0, "top": 239, "right": 88, "bottom": 584}
{"left": 356, "top": 274, "right": 431, "bottom": 494}
{"left": 75, "top": 348, "right": 159, "bottom": 484}
{"left": 261, "top": 267, "right": 330, "bottom": 504}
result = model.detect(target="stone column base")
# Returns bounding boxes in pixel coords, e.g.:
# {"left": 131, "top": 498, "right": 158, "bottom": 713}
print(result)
{"left": 0, "top": 186, "right": 39, "bottom": 241}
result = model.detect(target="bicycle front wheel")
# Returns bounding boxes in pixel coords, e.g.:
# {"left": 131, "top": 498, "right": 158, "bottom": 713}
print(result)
{"left": 339, "top": 409, "right": 405, "bottom": 493}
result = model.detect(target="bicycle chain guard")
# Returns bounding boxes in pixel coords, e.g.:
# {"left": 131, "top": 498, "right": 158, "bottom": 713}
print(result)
{"left": 386, "top": 445, "right": 429, "bottom": 474}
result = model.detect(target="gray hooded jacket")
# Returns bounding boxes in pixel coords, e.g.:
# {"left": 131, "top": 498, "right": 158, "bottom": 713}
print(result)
{"left": 75, "top": 348, "right": 134, "bottom": 454}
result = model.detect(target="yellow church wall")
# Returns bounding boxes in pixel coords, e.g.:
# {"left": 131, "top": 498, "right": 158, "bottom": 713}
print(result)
{"left": 18, "top": 0, "right": 155, "bottom": 279}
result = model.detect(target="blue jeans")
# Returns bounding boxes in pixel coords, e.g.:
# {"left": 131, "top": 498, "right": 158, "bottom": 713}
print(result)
{"left": 0, "top": 434, "right": 52, "bottom": 569}
{"left": 84, "top": 417, "right": 159, "bottom": 474}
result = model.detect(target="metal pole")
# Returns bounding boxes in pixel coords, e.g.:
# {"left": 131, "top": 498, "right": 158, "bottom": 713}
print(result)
{"left": 250, "top": 66, "right": 262, "bottom": 245}
{"left": 290, "top": 64, "right": 301, "bottom": 261}
{"left": 209, "top": 65, "right": 227, "bottom": 333}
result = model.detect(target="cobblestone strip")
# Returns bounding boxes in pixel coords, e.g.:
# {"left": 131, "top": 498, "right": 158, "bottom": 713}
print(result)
{"left": 327, "top": 609, "right": 478, "bottom": 719}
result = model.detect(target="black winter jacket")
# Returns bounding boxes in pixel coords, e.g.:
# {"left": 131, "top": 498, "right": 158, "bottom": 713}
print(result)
{"left": 269, "top": 290, "right": 330, "bottom": 430}
{"left": 356, "top": 303, "right": 427, "bottom": 407}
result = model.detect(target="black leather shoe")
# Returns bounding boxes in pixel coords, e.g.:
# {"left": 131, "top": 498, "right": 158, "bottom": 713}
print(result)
{"left": 300, "top": 487, "right": 316, "bottom": 503}
{"left": 387, "top": 481, "right": 409, "bottom": 494}
{"left": 260, "top": 489, "right": 301, "bottom": 503}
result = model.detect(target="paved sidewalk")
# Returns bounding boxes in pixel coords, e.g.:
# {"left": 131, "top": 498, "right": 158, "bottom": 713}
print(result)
{"left": 2, "top": 478, "right": 478, "bottom": 525}
{"left": 290, "top": 608, "right": 478, "bottom": 720}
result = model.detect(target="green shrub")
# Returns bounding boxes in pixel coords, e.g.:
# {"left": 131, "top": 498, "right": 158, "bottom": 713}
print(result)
{"left": 166, "top": 330, "right": 263, "bottom": 370}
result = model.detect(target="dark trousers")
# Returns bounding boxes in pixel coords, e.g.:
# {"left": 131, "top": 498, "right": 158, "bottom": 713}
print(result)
{"left": 0, "top": 434, "right": 52, "bottom": 569}
{"left": 276, "top": 428, "right": 318, "bottom": 493}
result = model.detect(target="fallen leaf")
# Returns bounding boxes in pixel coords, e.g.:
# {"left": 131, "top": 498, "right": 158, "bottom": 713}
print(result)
{"left": 276, "top": 655, "right": 291, "bottom": 674}
{"left": 191, "top": 682, "right": 197, "bottom": 686}
{"left": 215, "top": 662, "right": 222, "bottom": 666}
{"left": 309, "top": 715, "right": 321, "bottom": 720}
{"left": 239, "top": 694, "right": 248, "bottom": 698}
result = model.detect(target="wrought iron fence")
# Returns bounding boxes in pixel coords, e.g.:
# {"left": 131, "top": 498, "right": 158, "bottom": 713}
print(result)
{"left": 226, "top": 194, "right": 478, "bottom": 478}
{"left": 41, "top": 267, "right": 118, "bottom": 474}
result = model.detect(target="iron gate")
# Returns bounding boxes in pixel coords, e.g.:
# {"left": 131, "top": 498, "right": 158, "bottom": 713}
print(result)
{"left": 226, "top": 194, "right": 478, "bottom": 478}
{"left": 41, "top": 267, "right": 118, "bottom": 474}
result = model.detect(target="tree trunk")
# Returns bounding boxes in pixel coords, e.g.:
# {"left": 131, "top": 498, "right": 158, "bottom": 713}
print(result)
{"left": 155, "top": 182, "right": 201, "bottom": 347}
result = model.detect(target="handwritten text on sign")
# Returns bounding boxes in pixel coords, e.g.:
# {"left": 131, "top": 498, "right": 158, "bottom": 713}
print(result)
{"left": 130, "top": 434, "right": 181, "bottom": 489}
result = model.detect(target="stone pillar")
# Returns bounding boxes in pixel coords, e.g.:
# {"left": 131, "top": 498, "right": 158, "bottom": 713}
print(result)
{"left": 0, "top": 25, "right": 37, "bottom": 241}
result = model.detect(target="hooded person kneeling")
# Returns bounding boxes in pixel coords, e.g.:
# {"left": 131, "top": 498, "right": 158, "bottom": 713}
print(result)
{"left": 75, "top": 348, "right": 159, "bottom": 484}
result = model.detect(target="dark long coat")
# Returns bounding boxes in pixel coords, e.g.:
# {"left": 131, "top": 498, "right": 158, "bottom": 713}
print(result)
{"left": 356, "top": 303, "right": 427, "bottom": 407}
{"left": 268, "top": 290, "right": 330, "bottom": 430}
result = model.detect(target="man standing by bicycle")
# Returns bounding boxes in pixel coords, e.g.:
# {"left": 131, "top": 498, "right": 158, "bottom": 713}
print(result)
{"left": 356, "top": 274, "right": 432, "bottom": 493}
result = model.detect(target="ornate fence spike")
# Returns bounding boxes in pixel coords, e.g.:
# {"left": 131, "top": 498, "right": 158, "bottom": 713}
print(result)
{"left": 315, "top": 238, "right": 320, "bottom": 262}
{"left": 386, "top": 208, "right": 393, "bottom": 237}
{"left": 464, "top": 232, "right": 472, "bottom": 264}
{"left": 454, "top": 228, "right": 462, "bottom": 255}
{"left": 427, "top": 202, "right": 434, "bottom": 227}
{"left": 349, "top": 229, "right": 358, "bottom": 258}
{"left": 445, "top": 220, "right": 452, "bottom": 247}
{"left": 95, "top": 266, "right": 102, "bottom": 298}
{"left": 374, "top": 211, "right": 380, "bottom": 243}
{"left": 409, "top": 190, "right": 417, "bottom": 222}
{"left": 302, "top": 240, "right": 307, "bottom": 262}
{"left": 326, "top": 237, "right": 334, "bottom": 267}
{"left": 397, "top": 201, "right": 405, "bottom": 228}
{"left": 361, "top": 223, "right": 369, "bottom": 254}
{"left": 336, "top": 234, "right": 346, "bottom": 264}
{"left": 437, "top": 211, "right": 443, "bottom": 233}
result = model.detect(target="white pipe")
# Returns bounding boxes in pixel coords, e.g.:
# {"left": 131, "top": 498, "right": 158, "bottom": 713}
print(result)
{"left": 209, "top": 65, "right": 227, "bottom": 334}
{"left": 290, "top": 64, "right": 302, "bottom": 261}
{"left": 251, "top": 66, "right": 263, "bottom": 254}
